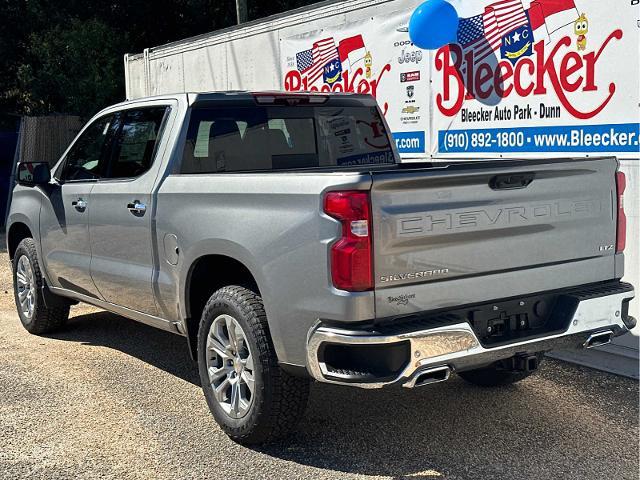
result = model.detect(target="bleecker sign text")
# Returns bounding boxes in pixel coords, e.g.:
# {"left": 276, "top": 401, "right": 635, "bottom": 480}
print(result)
{"left": 435, "top": 31, "right": 623, "bottom": 120}
{"left": 284, "top": 65, "right": 392, "bottom": 114}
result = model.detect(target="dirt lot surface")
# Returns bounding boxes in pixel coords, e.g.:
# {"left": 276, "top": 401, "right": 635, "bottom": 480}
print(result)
{"left": 1, "top": 237, "right": 638, "bottom": 480}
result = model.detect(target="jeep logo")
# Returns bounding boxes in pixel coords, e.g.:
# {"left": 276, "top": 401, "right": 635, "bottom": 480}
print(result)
{"left": 398, "top": 48, "right": 423, "bottom": 65}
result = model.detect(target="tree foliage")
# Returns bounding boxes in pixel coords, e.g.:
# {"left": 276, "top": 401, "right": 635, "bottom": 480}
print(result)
{"left": 0, "top": 0, "right": 321, "bottom": 118}
{"left": 17, "top": 19, "right": 128, "bottom": 117}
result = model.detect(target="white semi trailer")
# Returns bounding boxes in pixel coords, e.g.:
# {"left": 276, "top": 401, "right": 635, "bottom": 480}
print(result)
{"left": 124, "top": 0, "right": 639, "bottom": 375}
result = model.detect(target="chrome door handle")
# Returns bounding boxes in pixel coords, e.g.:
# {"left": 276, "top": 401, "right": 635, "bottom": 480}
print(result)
{"left": 71, "top": 199, "right": 87, "bottom": 211}
{"left": 127, "top": 201, "right": 147, "bottom": 215}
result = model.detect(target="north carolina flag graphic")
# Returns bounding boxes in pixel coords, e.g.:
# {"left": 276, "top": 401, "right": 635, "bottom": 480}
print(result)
{"left": 528, "top": 0, "right": 580, "bottom": 38}
{"left": 338, "top": 35, "right": 367, "bottom": 71}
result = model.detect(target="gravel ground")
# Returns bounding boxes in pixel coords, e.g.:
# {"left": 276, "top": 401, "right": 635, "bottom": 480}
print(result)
{"left": 0, "top": 239, "right": 638, "bottom": 480}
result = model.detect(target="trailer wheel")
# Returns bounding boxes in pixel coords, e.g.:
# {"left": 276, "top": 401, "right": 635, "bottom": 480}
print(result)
{"left": 197, "top": 285, "right": 309, "bottom": 444}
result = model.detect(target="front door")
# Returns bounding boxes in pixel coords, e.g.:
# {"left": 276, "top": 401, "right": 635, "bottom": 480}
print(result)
{"left": 40, "top": 114, "right": 116, "bottom": 298}
{"left": 88, "top": 106, "right": 171, "bottom": 315}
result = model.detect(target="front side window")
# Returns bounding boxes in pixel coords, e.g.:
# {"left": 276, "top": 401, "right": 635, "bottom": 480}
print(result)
{"left": 105, "top": 107, "right": 167, "bottom": 179}
{"left": 59, "top": 115, "right": 115, "bottom": 181}
{"left": 181, "top": 104, "right": 394, "bottom": 174}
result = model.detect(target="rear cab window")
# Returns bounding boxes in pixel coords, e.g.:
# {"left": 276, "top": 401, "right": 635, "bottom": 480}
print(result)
{"left": 181, "top": 97, "right": 396, "bottom": 173}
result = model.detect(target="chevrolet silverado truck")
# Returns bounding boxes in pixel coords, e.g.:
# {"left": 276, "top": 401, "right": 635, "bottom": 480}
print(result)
{"left": 7, "top": 92, "right": 635, "bottom": 444}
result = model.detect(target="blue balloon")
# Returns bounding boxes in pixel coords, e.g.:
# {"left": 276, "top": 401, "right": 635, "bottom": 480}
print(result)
{"left": 408, "top": 0, "right": 459, "bottom": 50}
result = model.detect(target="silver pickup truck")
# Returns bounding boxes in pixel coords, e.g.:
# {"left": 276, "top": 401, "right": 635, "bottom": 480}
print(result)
{"left": 7, "top": 92, "right": 635, "bottom": 444}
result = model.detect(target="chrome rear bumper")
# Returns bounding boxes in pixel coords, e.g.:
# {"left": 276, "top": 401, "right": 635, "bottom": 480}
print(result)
{"left": 306, "top": 286, "right": 635, "bottom": 389}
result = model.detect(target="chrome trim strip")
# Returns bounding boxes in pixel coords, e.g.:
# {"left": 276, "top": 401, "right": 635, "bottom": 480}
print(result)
{"left": 306, "top": 289, "right": 634, "bottom": 389}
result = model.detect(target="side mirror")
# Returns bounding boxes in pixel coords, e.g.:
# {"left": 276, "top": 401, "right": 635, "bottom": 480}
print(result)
{"left": 17, "top": 162, "right": 51, "bottom": 186}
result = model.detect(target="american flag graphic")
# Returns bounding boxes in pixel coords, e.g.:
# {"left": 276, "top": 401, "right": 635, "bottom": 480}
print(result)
{"left": 457, "top": 0, "right": 529, "bottom": 66}
{"left": 295, "top": 38, "right": 340, "bottom": 84}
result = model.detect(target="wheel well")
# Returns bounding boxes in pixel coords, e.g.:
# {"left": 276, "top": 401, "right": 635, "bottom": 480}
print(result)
{"left": 185, "top": 255, "right": 260, "bottom": 356}
{"left": 7, "top": 223, "right": 33, "bottom": 260}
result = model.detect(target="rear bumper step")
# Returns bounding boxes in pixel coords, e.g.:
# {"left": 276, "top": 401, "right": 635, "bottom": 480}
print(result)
{"left": 306, "top": 284, "right": 634, "bottom": 388}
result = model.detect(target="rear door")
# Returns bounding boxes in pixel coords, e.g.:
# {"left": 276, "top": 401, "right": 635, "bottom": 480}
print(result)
{"left": 370, "top": 158, "right": 619, "bottom": 318}
{"left": 88, "top": 104, "right": 173, "bottom": 315}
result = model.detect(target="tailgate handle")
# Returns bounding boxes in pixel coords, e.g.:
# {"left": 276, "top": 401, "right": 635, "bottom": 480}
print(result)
{"left": 490, "top": 173, "right": 535, "bottom": 190}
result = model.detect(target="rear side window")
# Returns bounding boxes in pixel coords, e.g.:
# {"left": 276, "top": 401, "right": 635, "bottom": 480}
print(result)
{"left": 105, "top": 107, "right": 168, "bottom": 179}
{"left": 181, "top": 105, "right": 394, "bottom": 173}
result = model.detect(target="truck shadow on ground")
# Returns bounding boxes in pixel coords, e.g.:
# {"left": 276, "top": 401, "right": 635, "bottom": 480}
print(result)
{"left": 50, "top": 310, "right": 638, "bottom": 480}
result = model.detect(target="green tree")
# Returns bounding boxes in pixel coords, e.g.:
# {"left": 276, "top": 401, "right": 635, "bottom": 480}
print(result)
{"left": 17, "top": 19, "right": 128, "bottom": 117}
{"left": 0, "top": 0, "right": 322, "bottom": 119}
{"left": 0, "top": 0, "right": 29, "bottom": 115}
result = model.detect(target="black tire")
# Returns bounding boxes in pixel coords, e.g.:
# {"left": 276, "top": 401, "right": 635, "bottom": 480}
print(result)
{"left": 13, "top": 238, "right": 70, "bottom": 334}
{"left": 458, "top": 356, "right": 543, "bottom": 387}
{"left": 197, "top": 286, "right": 310, "bottom": 444}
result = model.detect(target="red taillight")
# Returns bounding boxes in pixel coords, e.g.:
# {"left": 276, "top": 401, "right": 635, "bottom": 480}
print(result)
{"left": 324, "top": 191, "right": 373, "bottom": 292}
{"left": 616, "top": 171, "right": 627, "bottom": 253}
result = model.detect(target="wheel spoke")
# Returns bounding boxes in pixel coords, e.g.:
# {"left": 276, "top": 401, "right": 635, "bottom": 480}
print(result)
{"left": 19, "top": 258, "right": 29, "bottom": 275}
{"left": 27, "top": 293, "right": 34, "bottom": 314}
{"left": 213, "top": 377, "right": 231, "bottom": 403}
{"left": 16, "top": 272, "right": 27, "bottom": 284}
{"left": 243, "top": 352, "right": 254, "bottom": 372}
{"left": 230, "top": 379, "right": 240, "bottom": 416}
{"left": 18, "top": 288, "right": 27, "bottom": 300}
{"left": 237, "top": 398, "right": 250, "bottom": 417}
{"left": 213, "top": 317, "right": 233, "bottom": 349}
{"left": 207, "top": 334, "right": 230, "bottom": 360}
{"left": 208, "top": 365, "right": 231, "bottom": 383}
{"left": 225, "top": 316, "right": 238, "bottom": 350}
{"left": 240, "top": 370, "right": 255, "bottom": 395}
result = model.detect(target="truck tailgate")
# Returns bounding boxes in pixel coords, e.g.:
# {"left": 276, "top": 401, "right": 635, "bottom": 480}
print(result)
{"left": 371, "top": 158, "right": 620, "bottom": 318}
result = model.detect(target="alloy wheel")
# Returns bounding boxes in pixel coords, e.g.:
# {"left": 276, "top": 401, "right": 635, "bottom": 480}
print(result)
{"left": 16, "top": 255, "right": 36, "bottom": 320}
{"left": 205, "top": 314, "right": 256, "bottom": 419}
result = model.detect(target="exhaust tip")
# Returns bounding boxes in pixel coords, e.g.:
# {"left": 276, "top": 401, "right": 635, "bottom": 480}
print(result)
{"left": 404, "top": 366, "right": 451, "bottom": 388}
{"left": 583, "top": 330, "right": 614, "bottom": 349}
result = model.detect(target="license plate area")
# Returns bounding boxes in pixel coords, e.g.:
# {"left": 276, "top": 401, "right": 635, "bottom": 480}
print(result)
{"left": 468, "top": 293, "right": 578, "bottom": 347}
{"left": 374, "top": 281, "right": 631, "bottom": 348}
